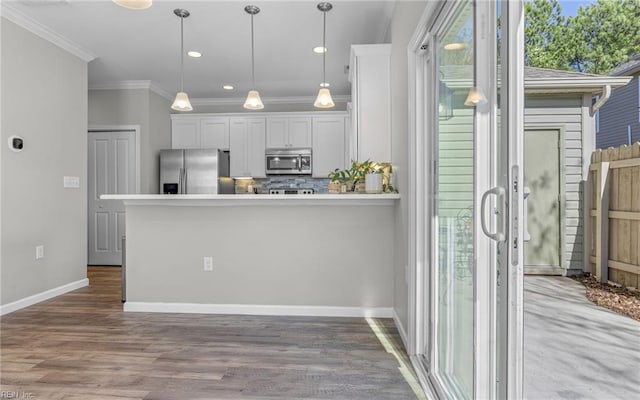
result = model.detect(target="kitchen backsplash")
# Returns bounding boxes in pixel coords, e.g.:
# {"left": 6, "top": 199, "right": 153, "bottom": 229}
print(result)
{"left": 235, "top": 177, "right": 330, "bottom": 194}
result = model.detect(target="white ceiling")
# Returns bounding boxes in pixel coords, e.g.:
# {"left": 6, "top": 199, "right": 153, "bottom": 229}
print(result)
{"left": 2, "top": 0, "right": 395, "bottom": 101}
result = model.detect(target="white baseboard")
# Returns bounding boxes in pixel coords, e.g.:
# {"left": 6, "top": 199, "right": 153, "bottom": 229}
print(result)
{"left": 0, "top": 278, "right": 89, "bottom": 316}
{"left": 393, "top": 308, "right": 409, "bottom": 350}
{"left": 124, "top": 302, "right": 393, "bottom": 318}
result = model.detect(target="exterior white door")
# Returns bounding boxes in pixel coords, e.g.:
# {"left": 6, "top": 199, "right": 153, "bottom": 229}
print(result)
{"left": 409, "top": 1, "right": 524, "bottom": 398}
{"left": 524, "top": 129, "right": 562, "bottom": 273}
{"left": 88, "top": 130, "right": 137, "bottom": 265}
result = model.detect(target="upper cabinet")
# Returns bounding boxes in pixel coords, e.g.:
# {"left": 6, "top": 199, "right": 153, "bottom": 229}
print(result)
{"left": 171, "top": 116, "right": 230, "bottom": 150}
{"left": 172, "top": 112, "right": 347, "bottom": 178}
{"left": 200, "top": 117, "right": 230, "bottom": 149}
{"left": 266, "top": 117, "right": 312, "bottom": 148}
{"left": 349, "top": 44, "right": 391, "bottom": 163}
{"left": 229, "top": 117, "right": 266, "bottom": 178}
{"left": 171, "top": 119, "right": 200, "bottom": 149}
{"left": 312, "top": 117, "right": 346, "bottom": 178}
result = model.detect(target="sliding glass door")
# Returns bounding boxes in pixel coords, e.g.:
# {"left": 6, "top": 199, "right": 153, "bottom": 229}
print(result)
{"left": 431, "top": 3, "right": 475, "bottom": 398}
{"left": 410, "top": 1, "right": 524, "bottom": 398}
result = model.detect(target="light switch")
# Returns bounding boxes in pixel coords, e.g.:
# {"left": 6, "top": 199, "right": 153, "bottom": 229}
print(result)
{"left": 63, "top": 176, "right": 80, "bottom": 188}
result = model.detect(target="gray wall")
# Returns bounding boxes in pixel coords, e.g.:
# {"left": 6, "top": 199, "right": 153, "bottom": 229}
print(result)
{"left": 525, "top": 95, "right": 587, "bottom": 273}
{"left": 389, "top": 1, "right": 428, "bottom": 336}
{"left": 88, "top": 89, "right": 171, "bottom": 194}
{"left": 1, "top": 19, "right": 88, "bottom": 305}
{"left": 126, "top": 205, "right": 394, "bottom": 308}
{"left": 148, "top": 91, "right": 172, "bottom": 194}
{"left": 597, "top": 76, "right": 640, "bottom": 149}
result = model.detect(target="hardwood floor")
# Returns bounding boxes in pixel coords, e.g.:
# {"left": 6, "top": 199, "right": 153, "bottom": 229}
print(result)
{"left": 1, "top": 267, "right": 422, "bottom": 399}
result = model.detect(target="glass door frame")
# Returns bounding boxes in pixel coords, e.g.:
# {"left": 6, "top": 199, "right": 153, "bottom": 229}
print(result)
{"left": 407, "top": 1, "right": 524, "bottom": 399}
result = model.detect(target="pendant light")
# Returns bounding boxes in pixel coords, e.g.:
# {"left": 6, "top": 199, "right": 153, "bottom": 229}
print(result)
{"left": 464, "top": 86, "right": 488, "bottom": 107}
{"left": 171, "top": 8, "right": 193, "bottom": 112}
{"left": 314, "top": 2, "right": 335, "bottom": 109}
{"left": 113, "top": 0, "right": 152, "bottom": 10}
{"left": 243, "top": 5, "right": 264, "bottom": 110}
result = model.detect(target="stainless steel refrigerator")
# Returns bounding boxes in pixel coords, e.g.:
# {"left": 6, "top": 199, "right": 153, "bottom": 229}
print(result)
{"left": 160, "top": 149, "right": 234, "bottom": 194}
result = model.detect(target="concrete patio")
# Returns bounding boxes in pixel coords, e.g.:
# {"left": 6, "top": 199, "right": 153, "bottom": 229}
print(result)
{"left": 524, "top": 276, "right": 640, "bottom": 399}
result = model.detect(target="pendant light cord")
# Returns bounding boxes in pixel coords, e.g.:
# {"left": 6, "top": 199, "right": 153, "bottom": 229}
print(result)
{"left": 322, "top": 10, "right": 326, "bottom": 84}
{"left": 180, "top": 15, "right": 184, "bottom": 92}
{"left": 251, "top": 13, "right": 256, "bottom": 90}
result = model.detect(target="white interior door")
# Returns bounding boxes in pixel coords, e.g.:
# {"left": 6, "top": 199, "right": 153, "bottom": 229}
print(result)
{"left": 88, "top": 130, "right": 136, "bottom": 265}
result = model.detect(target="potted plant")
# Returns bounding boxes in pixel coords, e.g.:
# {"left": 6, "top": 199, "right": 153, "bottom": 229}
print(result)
{"left": 349, "top": 160, "right": 377, "bottom": 193}
{"left": 328, "top": 168, "right": 352, "bottom": 193}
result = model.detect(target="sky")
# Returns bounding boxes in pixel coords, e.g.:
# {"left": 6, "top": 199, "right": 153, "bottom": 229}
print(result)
{"left": 558, "top": 0, "right": 597, "bottom": 16}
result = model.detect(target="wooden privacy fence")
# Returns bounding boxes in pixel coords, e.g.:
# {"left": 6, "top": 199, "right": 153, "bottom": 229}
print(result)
{"left": 588, "top": 142, "right": 640, "bottom": 289}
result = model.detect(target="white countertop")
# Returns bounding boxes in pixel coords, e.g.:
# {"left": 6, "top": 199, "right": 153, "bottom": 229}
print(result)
{"left": 101, "top": 193, "right": 400, "bottom": 206}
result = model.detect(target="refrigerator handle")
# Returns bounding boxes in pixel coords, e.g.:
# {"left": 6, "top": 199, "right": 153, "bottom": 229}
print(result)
{"left": 179, "top": 168, "right": 184, "bottom": 194}
{"left": 183, "top": 168, "right": 188, "bottom": 194}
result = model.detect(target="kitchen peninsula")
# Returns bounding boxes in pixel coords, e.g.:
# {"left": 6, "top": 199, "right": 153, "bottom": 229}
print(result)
{"left": 102, "top": 193, "right": 399, "bottom": 317}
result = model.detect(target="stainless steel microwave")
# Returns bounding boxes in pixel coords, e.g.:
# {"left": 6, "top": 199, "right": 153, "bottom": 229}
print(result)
{"left": 265, "top": 148, "right": 312, "bottom": 175}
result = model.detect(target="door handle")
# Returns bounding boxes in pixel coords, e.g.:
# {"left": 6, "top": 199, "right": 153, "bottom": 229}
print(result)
{"left": 98, "top": 205, "right": 104, "bottom": 209}
{"left": 523, "top": 186, "right": 531, "bottom": 242}
{"left": 481, "top": 186, "right": 506, "bottom": 242}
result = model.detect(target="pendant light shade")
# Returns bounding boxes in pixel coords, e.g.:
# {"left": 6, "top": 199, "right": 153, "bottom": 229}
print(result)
{"left": 172, "top": 92, "right": 193, "bottom": 112}
{"left": 464, "top": 86, "right": 488, "bottom": 107}
{"left": 244, "top": 5, "right": 264, "bottom": 110}
{"left": 244, "top": 90, "right": 264, "bottom": 110}
{"left": 171, "top": 9, "right": 193, "bottom": 112}
{"left": 113, "top": 0, "right": 152, "bottom": 10}
{"left": 314, "top": 2, "right": 335, "bottom": 109}
{"left": 314, "top": 88, "right": 335, "bottom": 108}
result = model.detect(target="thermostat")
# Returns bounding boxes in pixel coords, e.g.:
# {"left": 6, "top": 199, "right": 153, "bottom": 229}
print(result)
{"left": 8, "top": 135, "right": 24, "bottom": 152}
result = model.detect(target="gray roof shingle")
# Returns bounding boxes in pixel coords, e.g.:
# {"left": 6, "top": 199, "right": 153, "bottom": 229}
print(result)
{"left": 609, "top": 54, "right": 640, "bottom": 76}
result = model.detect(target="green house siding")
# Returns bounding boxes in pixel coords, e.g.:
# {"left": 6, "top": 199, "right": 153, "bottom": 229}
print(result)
{"left": 437, "top": 111, "right": 474, "bottom": 220}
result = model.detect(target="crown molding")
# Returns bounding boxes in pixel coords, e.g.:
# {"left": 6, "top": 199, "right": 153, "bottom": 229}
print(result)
{"left": 89, "top": 80, "right": 153, "bottom": 91}
{"left": 89, "top": 82, "right": 350, "bottom": 106}
{"left": 149, "top": 82, "right": 173, "bottom": 100}
{"left": 89, "top": 80, "right": 173, "bottom": 100}
{"left": 0, "top": 3, "right": 96, "bottom": 62}
{"left": 191, "top": 95, "right": 351, "bottom": 106}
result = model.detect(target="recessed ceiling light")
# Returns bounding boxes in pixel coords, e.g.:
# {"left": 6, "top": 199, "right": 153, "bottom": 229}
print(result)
{"left": 320, "top": 82, "right": 330, "bottom": 88}
{"left": 187, "top": 50, "right": 202, "bottom": 58}
{"left": 444, "top": 42, "right": 467, "bottom": 51}
{"left": 113, "top": 0, "right": 152, "bottom": 10}
{"left": 223, "top": 85, "right": 235, "bottom": 90}
{"left": 313, "top": 46, "right": 327, "bottom": 54}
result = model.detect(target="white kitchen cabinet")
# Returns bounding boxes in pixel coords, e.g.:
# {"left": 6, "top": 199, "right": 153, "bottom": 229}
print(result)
{"left": 266, "top": 117, "right": 312, "bottom": 148}
{"left": 312, "top": 117, "right": 346, "bottom": 178}
{"left": 200, "top": 117, "right": 230, "bottom": 149}
{"left": 171, "top": 119, "right": 200, "bottom": 149}
{"left": 349, "top": 44, "right": 391, "bottom": 163}
{"left": 229, "top": 118, "right": 266, "bottom": 178}
{"left": 172, "top": 117, "right": 230, "bottom": 150}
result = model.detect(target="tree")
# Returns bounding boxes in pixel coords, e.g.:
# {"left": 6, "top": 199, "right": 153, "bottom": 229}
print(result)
{"left": 525, "top": 0, "right": 571, "bottom": 70}
{"left": 525, "top": 0, "right": 640, "bottom": 74}
{"left": 566, "top": 0, "right": 640, "bottom": 74}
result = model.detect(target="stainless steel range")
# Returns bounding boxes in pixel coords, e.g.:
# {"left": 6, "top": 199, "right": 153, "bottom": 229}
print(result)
{"left": 269, "top": 188, "right": 314, "bottom": 195}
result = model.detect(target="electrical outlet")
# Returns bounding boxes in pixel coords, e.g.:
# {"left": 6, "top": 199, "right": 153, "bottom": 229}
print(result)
{"left": 203, "top": 256, "right": 213, "bottom": 271}
{"left": 36, "top": 245, "right": 44, "bottom": 260}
